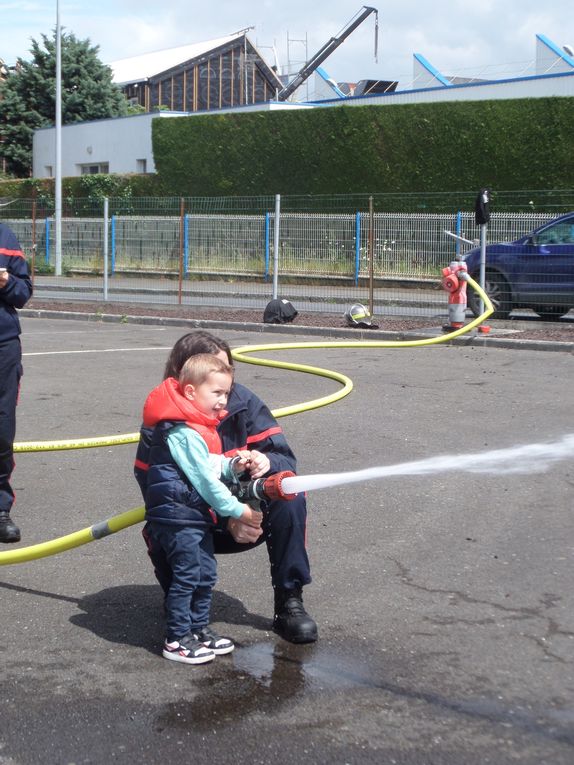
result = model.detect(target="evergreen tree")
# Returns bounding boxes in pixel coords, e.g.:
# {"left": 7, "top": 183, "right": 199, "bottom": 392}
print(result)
{"left": 0, "top": 31, "right": 127, "bottom": 177}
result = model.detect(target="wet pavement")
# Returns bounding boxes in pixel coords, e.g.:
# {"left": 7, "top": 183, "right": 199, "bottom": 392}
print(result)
{"left": 1, "top": 318, "right": 573, "bottom": 764}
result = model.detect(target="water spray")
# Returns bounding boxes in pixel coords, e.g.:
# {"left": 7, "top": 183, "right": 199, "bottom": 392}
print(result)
{"left": 280, "top": 434, "right": 574, "bottom": 495}
{"left": 226, "top": 434, "right": 574, "bottom": 504}
{"left": 2, "top": 435, "right": 572, "bottom": 567}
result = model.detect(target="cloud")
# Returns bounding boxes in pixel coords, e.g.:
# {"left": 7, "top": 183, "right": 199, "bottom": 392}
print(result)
{"left": 3, "top": 0, "right": 574, "bottom": 84}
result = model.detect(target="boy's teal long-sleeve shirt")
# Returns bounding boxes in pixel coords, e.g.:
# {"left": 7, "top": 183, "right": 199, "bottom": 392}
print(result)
{"left": 166, "top": 423, "right": 245, "bottom": 519}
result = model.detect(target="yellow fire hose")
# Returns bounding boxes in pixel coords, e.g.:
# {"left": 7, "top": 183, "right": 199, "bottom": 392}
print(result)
{"left": 1, "top": 277, "right": 492, "bottom": 566}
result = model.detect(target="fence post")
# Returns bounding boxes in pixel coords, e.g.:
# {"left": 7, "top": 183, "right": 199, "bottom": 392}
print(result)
{"left": 354, "top": 211, "right": 361, "bottom": 286}
{"left": 273, "top": 194, "right": 280, "bottom": 299}
{"left": 455, "top": 210, "right": 462, "bottom": 258}
{"left": 45, "top": 217, "right": 50, "bottom": 265}
{"left": 368, "top": 196, "right": 374, "bottom": 314}
{"left": 178, "top": 197, "right": 184, "bottom": 305}
{"left": 103, "top": 197, "right": 109, "bottom": 301}
{"left": 184, "top": 214, "right": 189, "bottom": 274}
{"left": 31, "top": 197, "right": 37, "bottom": 290}
{"left": 111, "top": 215, "right": 116, "bottom": 275}
{"left": 264, "top": 211, "right": 270, "bottom": 281}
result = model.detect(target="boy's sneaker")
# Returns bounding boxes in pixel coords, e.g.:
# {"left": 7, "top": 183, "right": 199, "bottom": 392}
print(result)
{"left": 193, "top": 626, "right": 235, "bottom": 655}
{"left": 162, "top": 634, "right": 215, "bottom": 665}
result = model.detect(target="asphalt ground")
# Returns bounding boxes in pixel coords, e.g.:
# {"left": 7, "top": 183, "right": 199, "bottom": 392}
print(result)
{"left": 1, "top": 317, "right": 573, "bottom": 765}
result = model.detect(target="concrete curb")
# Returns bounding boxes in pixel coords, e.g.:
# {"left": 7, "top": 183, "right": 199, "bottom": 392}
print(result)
{"left": 20, "top": 308, "right": 574, "bottom": 354}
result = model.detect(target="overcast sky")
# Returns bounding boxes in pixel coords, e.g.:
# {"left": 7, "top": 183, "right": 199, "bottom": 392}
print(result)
{"left": 2, "top": 1, "right": 573, "bottom": 87}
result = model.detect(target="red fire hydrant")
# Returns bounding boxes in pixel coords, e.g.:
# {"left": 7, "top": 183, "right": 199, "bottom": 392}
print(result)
{"left": 441, "top": 257, "right": 469, "bottom": 330}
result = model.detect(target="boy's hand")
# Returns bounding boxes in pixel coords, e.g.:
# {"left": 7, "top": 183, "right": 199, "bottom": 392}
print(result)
{"left": 232, "top": 450, "right": 252, "bottom": 474}
{"left": 247, "top": 450, "right": 270, "bottom": 479}
{"left": 239, "top": 504, "right": 263, "bottom": 527}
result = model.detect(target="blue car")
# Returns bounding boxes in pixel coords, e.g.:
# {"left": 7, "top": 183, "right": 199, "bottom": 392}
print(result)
{"left": 464, "top": 213, "right": 574, "bottom": 319}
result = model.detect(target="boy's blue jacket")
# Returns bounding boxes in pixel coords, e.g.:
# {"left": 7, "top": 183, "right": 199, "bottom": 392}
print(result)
{"left": 0, "top": 223, "right": 33, "bottom": 343}
{"left": 135, "top": 381, "right": 297, "bottom": 499}
{"left": 143, "top": 377, "right": 225, "bottom": 527}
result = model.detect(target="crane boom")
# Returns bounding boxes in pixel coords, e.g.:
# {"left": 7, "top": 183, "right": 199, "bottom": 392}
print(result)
{"left": 277, "top": 6, "right": 378, "bottom": 102}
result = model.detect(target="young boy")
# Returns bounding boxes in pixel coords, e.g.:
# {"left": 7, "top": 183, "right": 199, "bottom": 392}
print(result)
{"left": 143, "top": 353, "right": 262, "bottom": 665}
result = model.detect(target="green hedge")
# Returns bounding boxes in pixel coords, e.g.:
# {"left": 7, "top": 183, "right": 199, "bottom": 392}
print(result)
{"left": 152, "top": 97, "right": 574, "bottom": 196}
{"left": 0, "top": 173, "right": 166, "bottom": 204}
{"left": 2, "top": 97, "right": 572, "bottom": 207}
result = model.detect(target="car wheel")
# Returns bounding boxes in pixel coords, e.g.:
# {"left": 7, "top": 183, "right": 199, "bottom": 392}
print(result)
{"left": 533, "top": 306, "right": 571, "bottom": 321}
{"left": 468, "top": 272, "right": 512, "bottom": 319}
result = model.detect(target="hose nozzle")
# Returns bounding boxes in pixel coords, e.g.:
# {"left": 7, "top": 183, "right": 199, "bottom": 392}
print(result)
{"left": 259, "top": 470, "right": 297, "bottom": 501}
{"left": 231, "top": 470, "right": 297, "bottom": 504}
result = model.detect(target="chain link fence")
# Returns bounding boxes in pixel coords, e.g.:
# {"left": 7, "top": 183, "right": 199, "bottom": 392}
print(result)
{"left": 1, "top": 192, "right": 573, "bottom": 319}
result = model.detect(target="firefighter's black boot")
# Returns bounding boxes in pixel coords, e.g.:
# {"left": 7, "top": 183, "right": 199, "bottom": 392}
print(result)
{"left": 0, "top": 511, "right": 21, "bottom": 543}
{"left": 273, "top": 586, "right": 318, "bottom": 644}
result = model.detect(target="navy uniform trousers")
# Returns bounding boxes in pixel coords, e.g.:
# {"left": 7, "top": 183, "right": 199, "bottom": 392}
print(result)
{"left": 0, "top": 338, "right": 22, "bottom": 514}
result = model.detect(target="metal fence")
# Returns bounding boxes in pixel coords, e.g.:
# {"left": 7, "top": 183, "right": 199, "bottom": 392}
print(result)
{"left": 1, "top": 193, "right": 572, "bottom": 319}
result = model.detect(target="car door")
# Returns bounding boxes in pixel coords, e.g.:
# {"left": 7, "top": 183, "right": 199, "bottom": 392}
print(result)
{"left": 514, "top": 217, "right": 574, "bottom": 305}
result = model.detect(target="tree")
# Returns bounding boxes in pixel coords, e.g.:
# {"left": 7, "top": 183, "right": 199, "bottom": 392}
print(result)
{"left": 0, "top": 31, "right": 127, "bottom": 177}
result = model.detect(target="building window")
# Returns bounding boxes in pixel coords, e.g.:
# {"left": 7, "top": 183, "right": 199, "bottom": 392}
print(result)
{"left": 45, "top": 165, "right": 53, "bottom": 177}
{"left": 80, "top": 163, "right": 109, "bottom": 175}
{"left": 136, "top": 158, "right": 147, "bottom": 173}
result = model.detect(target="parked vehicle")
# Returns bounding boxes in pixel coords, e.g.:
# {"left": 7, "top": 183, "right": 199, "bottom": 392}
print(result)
{"left": 465, "top": 213, "right": 574, "bottom": 319}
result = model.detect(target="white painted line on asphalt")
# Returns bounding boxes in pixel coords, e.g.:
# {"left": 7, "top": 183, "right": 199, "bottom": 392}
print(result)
{"left": 23, "top": 327, "right": 170, "bottom": 335}
{"left": 23, "top": 347, "right": 172, "bottom": 357}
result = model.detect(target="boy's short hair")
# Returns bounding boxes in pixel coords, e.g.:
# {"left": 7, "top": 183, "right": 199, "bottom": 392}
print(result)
{"left": 179, "top": 353, "right": 233, "bottom": 389}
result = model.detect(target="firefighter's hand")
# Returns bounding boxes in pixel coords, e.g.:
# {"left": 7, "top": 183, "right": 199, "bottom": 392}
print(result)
{"left": 247, "top": 450, "right": 270, "bottom": 479}
{"left": 227, "top": 511, "right": 263, "bottom": 544}
{"left": 0, "top": 269, "right": 9, "bottom": 288}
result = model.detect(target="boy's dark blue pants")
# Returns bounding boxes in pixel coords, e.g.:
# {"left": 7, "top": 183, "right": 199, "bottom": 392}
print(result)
{"left": 143, "top": 494, "right": 311, "bottom": 597}
{"left": 145, "top": 522, "right": 217, "bottom": 641}
{"left": 0, "top": 338, "right": 22, "bottom": 514}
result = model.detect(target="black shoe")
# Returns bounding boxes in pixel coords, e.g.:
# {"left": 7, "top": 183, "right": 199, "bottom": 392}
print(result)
{"left": 0, "top": 512, "right": 21, "bottom": 544}
{"left": 193, "top": 626, "right": 235, "bottom": 655}
{"left": 273, "top": 586, "right": 318, "bottom": 644}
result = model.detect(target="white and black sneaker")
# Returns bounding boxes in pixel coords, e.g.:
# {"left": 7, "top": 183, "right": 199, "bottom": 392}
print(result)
{"left": 194, "top": 626, "right": 235, "bottom": 655}
{"left": 163, "top": 634, "right": 215, "bottom": 664}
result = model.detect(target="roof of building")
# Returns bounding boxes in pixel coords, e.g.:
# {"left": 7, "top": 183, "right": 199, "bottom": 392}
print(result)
{"left": 109, "top": 33, "right": 244, "bottom": 85}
